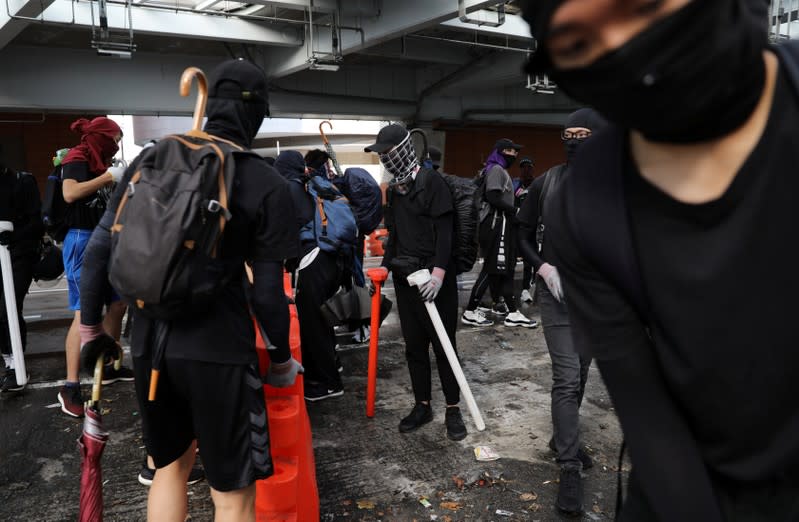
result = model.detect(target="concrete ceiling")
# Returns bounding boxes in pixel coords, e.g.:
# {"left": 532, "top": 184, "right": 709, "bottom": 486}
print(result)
{"left": 0, "top": 0, "right": 580, "bottom": 125}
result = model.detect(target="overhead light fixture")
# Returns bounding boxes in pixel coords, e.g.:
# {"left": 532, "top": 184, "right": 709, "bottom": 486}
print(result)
{"left": 525, "top": 74, "right": 556, "bottom": 95}
{"left": 308, "top": 58, "right": 340, "bottom": 72}
{"left": 97, "top": 48, "right": 133, "bottom": 59}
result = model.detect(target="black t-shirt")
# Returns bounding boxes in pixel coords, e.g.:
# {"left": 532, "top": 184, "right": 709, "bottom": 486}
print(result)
{"left": 0, "top": 171, "right": 42, "bottom": 249}
{"left": 384, "top": 168, "right": 454, "bottom": 276}
{"left": 62, "top": 162, "right": 109, "bottom": 230}
{"left": 125, "top": 153, "right": 298, "bottom": 365}
{"left": 549, "top": 67, "right": 799, "bottom": 483}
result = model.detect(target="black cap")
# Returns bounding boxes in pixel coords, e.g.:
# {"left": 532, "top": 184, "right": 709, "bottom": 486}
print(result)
{"left": 495, "top": 138, "right": 523, "bottom": 151}
{"left": 519, "top": 157, "right": 533, "bottom": 167}
{"left": 208, "top": 58, "right": 268, "bottom": 104}
{"left": 364, "top": 124, "right": 409, "bottom": 154}
{"left": 428, "top": 146, "right": 442, "bottom": 166}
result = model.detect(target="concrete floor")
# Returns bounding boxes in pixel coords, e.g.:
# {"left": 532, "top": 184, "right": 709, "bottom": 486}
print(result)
{"left": 0, "top": 267, "right": 626, "bottom": 521}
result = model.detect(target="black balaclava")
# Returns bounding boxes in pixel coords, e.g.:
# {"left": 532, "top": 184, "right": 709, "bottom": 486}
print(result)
{"left": 204, "top": 59, "right": 269, "bottom": 148}
{"left": 563, "top": 108, "right": 606, "bottom": 163}
{"left": 522, "top": 0, "right": 768, "bottom": 144}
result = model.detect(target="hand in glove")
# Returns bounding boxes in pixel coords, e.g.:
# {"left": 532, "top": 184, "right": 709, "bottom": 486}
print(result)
{"left": 538, "top": 263, "right": 564, "bottom": 302}
{"left": 418, "top": 267, "right": 445, "bottom": 302}
{"left": 265, "top": 357, "right": 304, "bottom": 388}
{"left": 0, "top": 230, "right": 13, "bottom": 246}
{"left": 107, "top": 165, "right": 126, "bottom": 183}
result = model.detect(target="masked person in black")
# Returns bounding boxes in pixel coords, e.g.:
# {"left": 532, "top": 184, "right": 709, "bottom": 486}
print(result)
{"left": 515, "top": 157, "right": 535, "bottom": 303}
{"left": 522, "top": 1, "right": 799, "bottom": 521}
{"left": 0, "top": 163, "right": 43, "bottom": 392}
{"left": 462, "top": 139, "right": 537, "bottom": 329}
{"left": 365, "top": 124, "right": 467, "bottom": 441}
{"left": 518, "top": 108, "right": 605, "bottom": 516}
{"left": 274, "top": 149, "right": 346, "bottom": 401}
{"left": 78, "top": 59, "right": 301, "bottom": 521}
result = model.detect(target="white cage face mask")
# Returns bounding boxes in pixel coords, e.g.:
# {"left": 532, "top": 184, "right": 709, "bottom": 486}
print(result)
{"left": 379, "top": 132, "right": 418, "bottom": 188}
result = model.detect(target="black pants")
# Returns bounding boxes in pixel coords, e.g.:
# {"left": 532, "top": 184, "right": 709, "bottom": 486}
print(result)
{"left": 295, "top": 251, "right": 343, "bottom": 389}
{"left": 522, "top": 261, "right": 533, "bottom": 290}
{"left": 538, "top": 280, "right": 590, "bottom": 470}
{"left": 0, "top": 246, "right": 37, "bottom": 357}
{"left": 465, "top": 265, "right": 517, "bottom": 313}
{"left": 395, "top": 273, "right": 460, "bottom": 405}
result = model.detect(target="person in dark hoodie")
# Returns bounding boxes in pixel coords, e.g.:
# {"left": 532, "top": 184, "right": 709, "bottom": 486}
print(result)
{"left": 274, "top": 149, "right": 346, "bottom": 401}
{"left": 0, "top": 162, "right": 44, "bottom": 392}
{"left": 517, "top": 108, "right": 605, "bottom": 516}
{"left": 521, "top": 1, "right": 799, "bottom": 520}
{"left": 462, "top": 139, "right": 537, "bottom": 329}
{"left": 78, "top": 59, "right": 301, "bottom": 521}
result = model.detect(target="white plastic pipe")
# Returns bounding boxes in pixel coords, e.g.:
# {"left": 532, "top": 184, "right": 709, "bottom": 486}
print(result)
{"left": 0, "top": 221, "right": 27, "bottom": 386}
{"left": 406, "top": 269, "right": 485, "bottom": 431}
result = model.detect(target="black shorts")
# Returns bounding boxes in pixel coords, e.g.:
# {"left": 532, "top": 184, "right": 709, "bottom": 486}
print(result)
{"left": 133, "top": 355, "right": 273, "bottom": 492}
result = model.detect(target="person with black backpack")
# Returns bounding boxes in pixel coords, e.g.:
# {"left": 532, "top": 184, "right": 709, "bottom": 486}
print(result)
{"left": 0, "top": 162, "right": 44, "bottom": 392}
{"left": 517, "top": 108, "right": 605, "bottom": 516}
{"left": 522, "top": 1, "right": 799, "bottom": 520}
{"left": 274, "top": 149, "right": 347, "bottom": 401}
{"left": 462, "top": 139, "right": 537, "bottom": 329}
{"left": 365, "top": 123, "right": 468, "bottom": 442}
{"left": 78, "top": 59, "right": 301, "bottom": 521}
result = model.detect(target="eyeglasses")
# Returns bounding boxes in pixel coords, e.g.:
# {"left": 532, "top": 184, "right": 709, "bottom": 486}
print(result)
{"left": 561, "top": 130, "right": 592, "bottom": 140}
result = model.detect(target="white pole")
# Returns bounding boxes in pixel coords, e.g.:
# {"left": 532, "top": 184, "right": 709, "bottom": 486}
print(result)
{"left": 0, "top": 221, "right": 27, "bottom": 386}
{"left": 406, "top": 269, "right": 485, "bottom": 431}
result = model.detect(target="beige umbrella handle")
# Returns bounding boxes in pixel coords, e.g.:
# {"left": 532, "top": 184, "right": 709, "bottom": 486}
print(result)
{"left": 180, "top": 67, "right": 208, "bottom": 132}
{"left": 319, "top": 120, "right": 332, "bottom": 145}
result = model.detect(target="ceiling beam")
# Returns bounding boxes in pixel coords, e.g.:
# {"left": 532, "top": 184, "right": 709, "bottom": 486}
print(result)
{"left": 264, "top": 0, "right": 497, "bottom": 77}
{"left": 0, "top": 0, "right": 56, "bottom": 51}
{"left": 39, "top": 0, "right": 304, "bottom": 46}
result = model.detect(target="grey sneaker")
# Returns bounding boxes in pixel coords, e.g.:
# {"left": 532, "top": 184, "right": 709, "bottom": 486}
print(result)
{"left": 461, "top": 309, "right": 492, "bottom": 327}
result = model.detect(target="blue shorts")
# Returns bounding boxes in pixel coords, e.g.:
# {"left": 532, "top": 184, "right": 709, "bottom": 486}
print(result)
{"left": 63, "top": 228, "right": 119, "bottom": 311}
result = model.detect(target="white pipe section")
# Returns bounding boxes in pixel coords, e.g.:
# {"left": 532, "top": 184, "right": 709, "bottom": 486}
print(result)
{"left": 0, "top": 221, "right": 27, "bottom": 386}
{"left": 406, "top": 269, "right": 485, "bottom": 431}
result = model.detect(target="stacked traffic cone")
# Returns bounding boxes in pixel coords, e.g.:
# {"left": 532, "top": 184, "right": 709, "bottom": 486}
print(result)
{"left": 253, "top": 271, "right": 319, "bottom": 521}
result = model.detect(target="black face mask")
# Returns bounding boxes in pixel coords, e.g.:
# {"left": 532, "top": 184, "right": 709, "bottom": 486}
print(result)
{"left": 501, "top": 153, "right": 517, "bottom": 168}
{"left": 549, "top": 0, "right": 767, "bottom": 143}
{"left": 564, "top": 139, "right": 582, "bottom": 163}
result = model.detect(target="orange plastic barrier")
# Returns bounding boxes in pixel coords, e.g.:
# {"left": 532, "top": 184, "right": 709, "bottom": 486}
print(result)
{"left": 254, "top": 271, "right": 319, "bottom": 521}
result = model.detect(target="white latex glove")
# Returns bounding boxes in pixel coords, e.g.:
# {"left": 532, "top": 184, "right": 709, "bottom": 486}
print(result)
{"left": 419, "top": 267, "right": 445, "bottom": 302}
{"left": 265, "top": 357, "right": 304, "bottom": 388}
{"left": 107, "top": 164, "right": 126, "bottom": 183}
{"left": 538, "top": 263, "right": 564, "bottom": 302}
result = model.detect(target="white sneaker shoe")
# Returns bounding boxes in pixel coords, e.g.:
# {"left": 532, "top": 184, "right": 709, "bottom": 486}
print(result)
{"left": 520, "top": 289, "right": 533, "bottom": 303}
{"left": 504, "top": 311, "right": 538, "bottom": 328}
{"left": 461, "top": 309, "right": 493, "bottom": 327}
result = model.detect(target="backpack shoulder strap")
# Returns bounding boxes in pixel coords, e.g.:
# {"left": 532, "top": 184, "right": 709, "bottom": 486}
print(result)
{"left": 566, "top": 126, "right": 650, "bottom": 320}
{"left": 775, "top": 40, "right": 799, "bottom": 98}
{"left": 538, "top": 164, "right": 565, "bottom": 219}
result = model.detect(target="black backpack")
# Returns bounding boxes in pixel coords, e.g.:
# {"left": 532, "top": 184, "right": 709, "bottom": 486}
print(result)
{"left": 441, "top": 173, "right": 480, "bottom": 275}
{"left": 41, "top": 165, "right": 68, "bottom": 241}
{"left": 108, "top": 132, "right": 257, "bottom": 319}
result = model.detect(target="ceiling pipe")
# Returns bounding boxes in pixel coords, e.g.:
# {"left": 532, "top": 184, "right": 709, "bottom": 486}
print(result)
{"left": 406, "top": 33, "right": 532, "bottom": 54}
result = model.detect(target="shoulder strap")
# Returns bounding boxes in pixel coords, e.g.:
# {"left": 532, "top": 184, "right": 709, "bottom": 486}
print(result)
{"left": 775, "top": 40, "right": 799, "bottom": 99}
{"left": 538, "top": 164, "right": 564, "bottom": 220}
{"left": 566, "top": 126, "right": 650, "bottom": 321}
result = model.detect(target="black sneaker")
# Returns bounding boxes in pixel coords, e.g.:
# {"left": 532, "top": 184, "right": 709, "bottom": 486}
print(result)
{"left": 138, "top": 460, "right": 205, "bottom": 487}
{"left": 556, "top": 467, "right": 583, "bottom": 516}
{"left": 304, "top": 382, "right": 344, "bottom": 402}
{"left": 0, "top": 367, "right": 26, "bottom": 393}
{"left": 491, "top": 300, "right": 509, "bottom": 316}
{"left": 398, "top": 403, "right": 433, "bottom": 433}
{"left": 444, "top": 407, "right": 467, "bottom": 441}
{"left": 548, "top": 437, "right": 594, "bottom": 470}
{"left": 101, "top": 364, "right": 135, "bottom": 385}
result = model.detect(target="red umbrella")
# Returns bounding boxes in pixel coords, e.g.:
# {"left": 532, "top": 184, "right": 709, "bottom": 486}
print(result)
{"left": 78, "top": 334, "right": 120, "bottom": 522}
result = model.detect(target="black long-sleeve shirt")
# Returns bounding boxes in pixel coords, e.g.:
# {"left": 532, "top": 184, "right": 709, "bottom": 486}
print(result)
{"left": 517, "top": 165, "right": 566, "bottom": 273}
{"left": 382, "top": 167, "right": 454, "bottom": 275}
{"left": 0, "top": 171, "right": 43, "bottom": 250}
